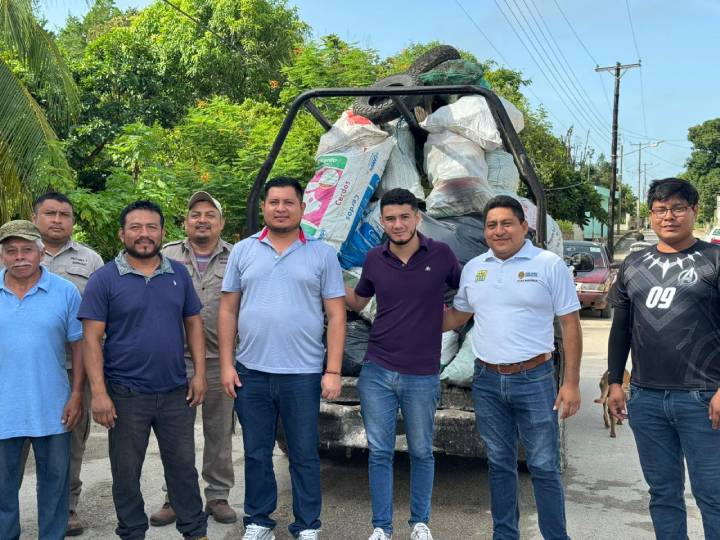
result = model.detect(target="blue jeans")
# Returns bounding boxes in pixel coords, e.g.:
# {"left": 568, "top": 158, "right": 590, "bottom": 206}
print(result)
{"left": 627, "top": 385, "right": 720, "bottom": 540}
{"left": 471, "top": 360, "right": 568, "bottom": 540}
{"left": 358, "top": 361, "right": 440, "bottom": 536}
{"left": 234, "top": 363, "right": 322, "bottom": 538}
{"left": 0, "top": 432, "right": 71, "bottom": 540}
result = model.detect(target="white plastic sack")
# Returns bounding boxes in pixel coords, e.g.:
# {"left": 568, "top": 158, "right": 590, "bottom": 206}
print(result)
{"left": 377, "top": 119, "right": 425, "bottom": 200}
{"left": 517, "top": 197, "right": 564, "bottom": 258}
{"left": 343, "top": 267, "right": 377, "bottom": 323}
{"left": 486, "top": 149, "right": 520, "bottom": 196}
{"left": 316, "top": 110, "right": 389, "bottom": 155}
{"left": 422, "top": 95, "right": 524, "bottom": 151}
{"left": 440, "top": 336, "right": 475, "bottom": 387}
{"left": 440, "top": 331, "right": 460, "bottom": 368}
{"left": 424, "top": 131, "right": 493, "bottom": 218}
{"left": 302, "top": 116, "right": 395, "bottom": 249}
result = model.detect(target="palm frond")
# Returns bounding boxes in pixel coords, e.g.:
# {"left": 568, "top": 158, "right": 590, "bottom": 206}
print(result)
{"left": 0, "top": 0, "right": 80, "bottom": 128}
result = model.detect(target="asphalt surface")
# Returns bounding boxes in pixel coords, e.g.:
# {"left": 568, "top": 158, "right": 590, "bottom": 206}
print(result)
{"left": 17, "top": 229, "right": 705, "bottom": 539}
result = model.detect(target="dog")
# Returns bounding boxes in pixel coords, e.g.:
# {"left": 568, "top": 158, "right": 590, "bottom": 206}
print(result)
{"left": 594, "top": 369, "right": 631, "bottom": 438}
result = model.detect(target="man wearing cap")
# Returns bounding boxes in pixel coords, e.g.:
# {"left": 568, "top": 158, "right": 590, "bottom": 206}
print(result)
{"left": 0, "top": 220, "right": 85, "bottom": 539}
{"left": 150, "top": 191, "right": 237, "bottom": 526}
{"left": 30, "top": 191, "right": 103, "bottom": 536}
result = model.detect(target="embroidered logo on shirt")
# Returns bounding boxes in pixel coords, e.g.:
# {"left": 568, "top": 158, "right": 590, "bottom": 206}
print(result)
{"left": 517, "top": 271, "right": 538, "bottom": 282}
{"left": 677, "top": 267, "right": 698, "bottom": 286}
{"left": 475, "top": 270, "right": 488, "bottom": 282}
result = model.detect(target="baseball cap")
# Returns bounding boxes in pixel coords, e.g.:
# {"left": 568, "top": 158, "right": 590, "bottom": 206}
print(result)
{"left": 0, "top": 220, "right": 42, "bottom": 244}
{"left": 188, "top": 191, "right": 223, "bottom": 216}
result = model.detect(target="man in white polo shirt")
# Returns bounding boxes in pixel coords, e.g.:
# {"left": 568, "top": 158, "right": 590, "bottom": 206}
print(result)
{"left": 443, "top": 195, "right": 582, "bottom": 540}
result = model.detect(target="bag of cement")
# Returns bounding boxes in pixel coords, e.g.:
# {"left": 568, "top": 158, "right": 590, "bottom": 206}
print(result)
{"left": 440, "top": 336, "right": 475, "bottom": 387}
{"left": 302, "top": 113, "right": 395, "bottom": 250}
{"left": 342, "top": 318, "right": 372, "bottom": 376}
{"left": 418, "top": 213, "right": 488, "bottom": 266}
{"left": 339, "top": 202, "right": 384, "bottom": 269}
{"left": 424, "top": 131, "right": 493, "bottom": 218}
{"left": 517, "top": 197, "right": 564, "bottom": 258}
{"left": 377, "top": 119, "right": 425, "bottom": 201}
{"left": 343, "top": 267, "right": 377, "bottom": 323}
{"left": 486, "top": 149, "right": 520, "bottom": 196}
{"left": 422, "top": 95, "right": 524, "bottom": 151}
{"left": 440, "top": 331, "right": 460, "bottom": 368}
{"left": 316, "top": 110, "right": 389, "bottom": 155}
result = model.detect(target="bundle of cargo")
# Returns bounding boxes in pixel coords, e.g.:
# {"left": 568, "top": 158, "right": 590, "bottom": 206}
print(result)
{"left": 298, "top": 45, "right": 564, "bottom": 388}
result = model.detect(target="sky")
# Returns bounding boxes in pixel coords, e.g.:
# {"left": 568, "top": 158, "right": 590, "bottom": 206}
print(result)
{"left": 40, "top": 0, "right": 720, "bottom": 197}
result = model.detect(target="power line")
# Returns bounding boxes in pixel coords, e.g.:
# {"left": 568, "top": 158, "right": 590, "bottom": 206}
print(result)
{"left": 501, "top": 0, "right": 609, "bottom": 140}
{"left": 624, "top": 0, "right": 648, "bottom": 134}
{"left": 644, "top": 149, "right": 687, "bottom": 169}
{"left": 519, "top": 0, "right": 610, "bottom": 133}
{"left": 625, "top": 0, "right": 641, "bottom": 59}
{"left": 452, "top": 0, "right": 571, "bottom": 134}
{"left": 492, "top": 0, "right": 609, "bottom": 149}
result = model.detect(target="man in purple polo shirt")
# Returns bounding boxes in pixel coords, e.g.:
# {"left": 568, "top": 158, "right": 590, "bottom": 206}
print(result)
{"left": 345, "top": 188, "right": 461, "bottom": 540}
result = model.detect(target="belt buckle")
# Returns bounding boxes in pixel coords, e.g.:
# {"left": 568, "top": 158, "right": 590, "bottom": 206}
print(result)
{"left": 497, "top": 363, "right": 515, "bottom": 375}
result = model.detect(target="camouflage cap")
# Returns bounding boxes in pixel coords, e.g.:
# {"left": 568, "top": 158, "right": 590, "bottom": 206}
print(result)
{"left": 0, "top": 220, "right": 42, "bottom": 244}
{"left": 188, "top": 191, "right": 223, "bottom": 216}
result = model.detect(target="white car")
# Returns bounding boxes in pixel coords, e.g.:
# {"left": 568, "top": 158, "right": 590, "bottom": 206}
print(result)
{"left": 705, "top": 227, "right": 720, "bottom": 245}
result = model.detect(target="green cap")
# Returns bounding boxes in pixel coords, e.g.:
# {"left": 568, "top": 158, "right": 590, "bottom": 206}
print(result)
{"left": 0, "top": 220, "right": 42, "bottom": 244}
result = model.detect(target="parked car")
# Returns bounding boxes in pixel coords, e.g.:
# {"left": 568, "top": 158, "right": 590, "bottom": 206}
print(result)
{"left": 564, "top": 240, "right": 615, "bottom": 318}
{"left": 704, "top": 227, "right": 720, "bottom": 244}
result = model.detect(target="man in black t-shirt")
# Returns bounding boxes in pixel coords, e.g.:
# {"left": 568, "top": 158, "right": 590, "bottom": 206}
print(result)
{"left": 608, "top": 178, "right": 720, "bottom": 539}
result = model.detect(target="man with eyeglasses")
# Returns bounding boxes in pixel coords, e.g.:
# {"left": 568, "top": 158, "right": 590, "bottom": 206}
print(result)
{"left": 607, "top": 178, "right": 720, "bottom": 539}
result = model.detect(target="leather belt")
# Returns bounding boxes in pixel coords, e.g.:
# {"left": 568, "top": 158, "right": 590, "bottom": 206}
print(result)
{"left": 475, "top": 353, "right": 551, "bottom": 375}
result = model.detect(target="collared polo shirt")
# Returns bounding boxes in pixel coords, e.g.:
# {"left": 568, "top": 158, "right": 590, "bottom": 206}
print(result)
{"left": 42, "top": 240, "right": 103, "bottom": 368}
{"left": 453, "top": 240, "right": 579, "bottom": 364}
{"left": 355, "top": 233, "right": 461, "bottom": 375}
{"left": 222, "top": 228, "right": 345, "bottom": 374}
{"left": 78, "top": 252, "right": 202, "bottom": 393}
{"left": 0, "top": 268, "right": 83, "bottom": 439}
{"left": 162, "top": 238, "right": 232, "bottom": 360}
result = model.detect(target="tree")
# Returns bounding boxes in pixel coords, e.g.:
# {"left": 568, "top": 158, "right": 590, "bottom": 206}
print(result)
{"left": 0, "top": 0, "right": 79, "bottom": 221}
{"left": 685, "top": 118, "right": 720, "bottom": 223}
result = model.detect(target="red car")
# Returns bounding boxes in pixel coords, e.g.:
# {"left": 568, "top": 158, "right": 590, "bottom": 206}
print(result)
{"left": 564, "top": 240, "right": 616, "bottom": 318}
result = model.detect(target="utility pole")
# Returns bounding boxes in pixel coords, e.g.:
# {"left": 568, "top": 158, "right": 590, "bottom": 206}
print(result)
{"left": 595, "top": 61, "right": 641, "bottom": 258}
{"left": 631, "top": 141, "right": 662, "bottom": 230}
{"left": 617, "top": 144, "right": 624, "bottom": 235}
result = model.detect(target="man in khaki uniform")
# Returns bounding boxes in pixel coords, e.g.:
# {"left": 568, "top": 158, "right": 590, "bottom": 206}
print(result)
{"left": 151, "top": 191, "right": 237, "bottom": 526}
{"left": 30, "top": 192, "right": 103, "bottom": 536}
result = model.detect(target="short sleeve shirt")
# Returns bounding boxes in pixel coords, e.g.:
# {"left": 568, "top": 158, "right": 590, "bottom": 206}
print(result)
{"left": 0, "top": 268, "right": 83, "bottom": 439}
{"left": 78, "top": 253, "right": 202, "bottom": 393}
{"left": 222, "top": 228, "right": 345, "bottom": 374}
{"left": 454, "top": 240, "right": 580, "bottom": 364}
{"left": 609, "top": 240, "right": 720, "bottom": 390}
{"left": 355, "top": 234, "right": 461, "bottom": 375}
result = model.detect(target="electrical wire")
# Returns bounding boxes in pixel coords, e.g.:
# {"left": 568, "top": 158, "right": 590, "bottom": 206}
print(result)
{"left": 624, "top": 0, "right": 649, "bottom": 134}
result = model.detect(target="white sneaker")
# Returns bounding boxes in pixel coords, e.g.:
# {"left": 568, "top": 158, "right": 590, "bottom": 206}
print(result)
{"left": 368, "top": 527, "right": 392, "bottom": 540}
{"left": 411, "top": 522, "right": 433, "bottom": 540}
{"left": 242, "top": 524, "right": 275, "bottom": 540}
{"left": 298, "top": 529, "right": 320, "bottom": 540}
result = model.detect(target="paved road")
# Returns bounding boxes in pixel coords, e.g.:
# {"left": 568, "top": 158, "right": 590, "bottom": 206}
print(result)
{"left": 18, "top": 231, "right": 705, "bottom": 539}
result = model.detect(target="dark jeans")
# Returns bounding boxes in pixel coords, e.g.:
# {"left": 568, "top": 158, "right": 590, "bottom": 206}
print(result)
{"left": 628, "top": 385, "right": 720, "bottom": 540}
{"left": 107, "top": 383, "right": 206, "bottom": 540}
{"left": 0, "top": 432, "right": 71, "bottom": 540}
{"left": 471, "top": 361, "right": 569, "bottom": 540}
{"left": 358, "top": 361, "right": 440, "bottom": 535}
{"left": 234, "top": 363, "right": 322, "bottom": 538}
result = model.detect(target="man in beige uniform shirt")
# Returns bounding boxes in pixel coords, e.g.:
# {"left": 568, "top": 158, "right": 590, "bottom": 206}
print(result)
{"left": 150, "top": 191, "right": 237, "bottom": 526}
{"left": 32, "top": 192, "right": 103, "bottom": 536}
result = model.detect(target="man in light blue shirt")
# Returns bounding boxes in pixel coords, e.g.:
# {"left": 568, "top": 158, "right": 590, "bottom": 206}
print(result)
{"left": 444, "top": 196, "right": 582, "bottom": 540}
{"left": 218, "top": 177, "right": 346, "bottom": 540}
{"left": 0, "top": 220, "right": 84, "bottom": 540}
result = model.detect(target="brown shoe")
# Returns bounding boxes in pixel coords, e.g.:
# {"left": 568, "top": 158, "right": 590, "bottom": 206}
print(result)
{"left": 66, "top": 510, "right": 84, "bottom": 536}
{"left": 205, "top": 499, "right": 237, "bottom": 524}
{"left": 150, "top": 502, "right": 176, "bottom": 527}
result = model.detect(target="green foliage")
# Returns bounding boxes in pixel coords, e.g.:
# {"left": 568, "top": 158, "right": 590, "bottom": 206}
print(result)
{"left": 685, "top": 118, "right": 720, "bottom": 223}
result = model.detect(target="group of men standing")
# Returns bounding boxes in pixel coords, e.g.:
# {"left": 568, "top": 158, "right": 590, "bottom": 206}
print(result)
{"left": 0, "top": 176, "right": 718, "bottom": 540}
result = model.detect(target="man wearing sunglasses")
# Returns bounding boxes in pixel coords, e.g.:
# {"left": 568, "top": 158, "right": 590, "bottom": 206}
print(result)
{"left": 607, "top": 177, "right": 720, "bottom": 539}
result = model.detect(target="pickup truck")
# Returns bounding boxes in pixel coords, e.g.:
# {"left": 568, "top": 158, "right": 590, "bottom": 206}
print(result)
{"left": 246, "top": 84, "right": 573, "bottom": 469}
